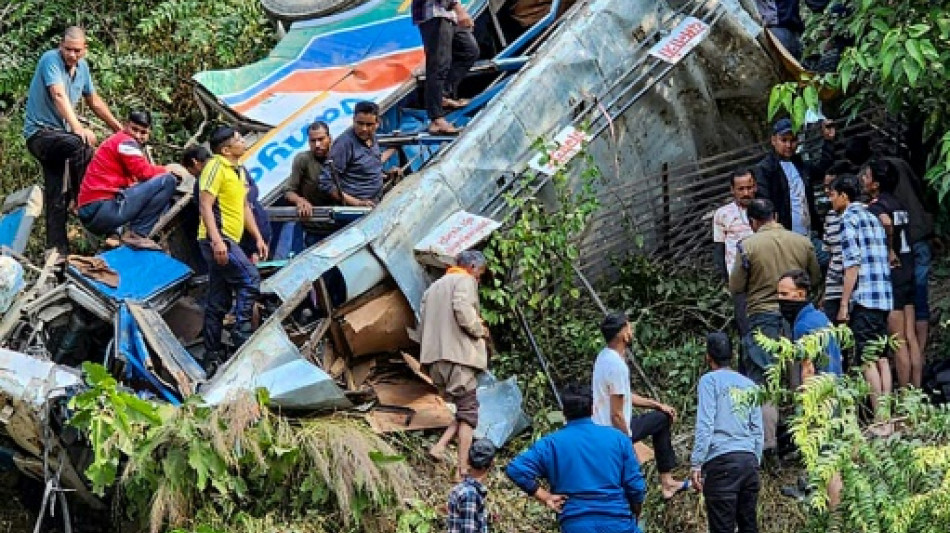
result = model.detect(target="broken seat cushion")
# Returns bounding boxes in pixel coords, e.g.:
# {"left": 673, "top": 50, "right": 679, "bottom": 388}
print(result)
{"left": 67, "top": 246, "right": 192, "bottom": 303}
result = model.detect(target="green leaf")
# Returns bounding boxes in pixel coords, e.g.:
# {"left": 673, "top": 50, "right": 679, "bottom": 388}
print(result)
{"left": 904, "top": 39, "right": 926, "bottom": 70}
{"left": 907, "top": 24, "right": 930, "bottom": 38}
{"left": 882, "top": 47, "right": 899, "bottom": 80}
{"left": 840, "top": 59, "right": 854, "bottom": 94}
{"left": 369, "top": 450, "right": 406, "bottom": 465}
{"left": 918, "top": 39, "right": 939, "bottom": 61}
{"left": 767, "top": 86, "right": 783, "bottom": 120}
{"left": 803, "top": 84, "right": 819, "bottom": 113}
{"left": 903, "top": 57, "right": 921, "bottom": 87}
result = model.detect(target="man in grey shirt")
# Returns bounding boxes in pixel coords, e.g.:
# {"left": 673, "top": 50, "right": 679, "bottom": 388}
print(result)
{"left": 691, "top": 332, "right": 763, "bottom": 533}
{"left": 318, "top": 101, "right": 388, "bottom": 207}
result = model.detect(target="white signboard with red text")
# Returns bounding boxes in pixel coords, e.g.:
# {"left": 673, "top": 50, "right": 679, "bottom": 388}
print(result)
{"left": 414, "top": 211, "right": 501, "bottom": 267}
{"left": 528, "top": 126, "right": 593, "bottom": 176}
{"left": 648, "top": 16, "right": 711, "bottom": 64}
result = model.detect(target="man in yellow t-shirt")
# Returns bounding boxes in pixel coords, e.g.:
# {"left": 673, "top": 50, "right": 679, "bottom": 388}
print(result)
{"left": 197, "top": 126, "right": 269, "bottom": 370}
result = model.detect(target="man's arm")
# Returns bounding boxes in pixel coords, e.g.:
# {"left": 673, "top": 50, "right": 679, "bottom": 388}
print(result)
{"left": 284, "top": 154, "right": 314, "bottom": 217}
{"left": 452, "top": 0, "right": 474, "bottom": 27}
{"left": 84, "top": 93, "right": 122, "bottom": 133}
{"left": 609, "top": 394, "right": 631, "bottom": 435}
{"left": 451, "top": 277, "right": 486, "bottom": 339}
{"left": 198, "top": 190, "right": 228, "bottom": 266}
{"left": 318, "top": 141, "right": 374, "bottom": 207}
{"left": 713, "top": 243, "right": 728, "bottom": 284}
{"left": 806, "top": 242, "right": 823, "bottom": 302}
{"left": 48, "top": 82, "right": 96, "bottom": 145}
{"left": 838, "top": 266, "right": 858, "bottom": 322}
{"left": 505, "top": 440, "right": 568, "bottom": 514}
{"left": 837, "top": 220, "right": 861, "bottom": 322}
{"left": 118, "top": 139, "right": 167, "bottom": 180}
{"left": 632, "top": 393, "right": 676, "bottom": 420}
{"left": 750, "top": 404, "right": 764, "bottom": 464}
{"left": 728, "top": 242, "right": 749, "bottom": 296}
{"left": 690, "top": 377, "right": 716, "bottom": 483}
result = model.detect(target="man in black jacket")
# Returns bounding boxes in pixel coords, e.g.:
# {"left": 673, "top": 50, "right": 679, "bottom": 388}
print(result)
{"left": 753, "top": 118, "right": 835, "bottom": 239}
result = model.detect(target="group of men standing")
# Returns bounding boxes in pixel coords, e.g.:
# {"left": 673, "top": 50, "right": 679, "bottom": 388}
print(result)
{"left": 714, "top": 117, "right": 933, "bottom": 442}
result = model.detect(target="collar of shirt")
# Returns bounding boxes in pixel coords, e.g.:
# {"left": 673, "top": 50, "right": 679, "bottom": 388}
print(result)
{"left": 566, "top": 417, "right": 595, "bottom": 427}
{"left": 462, "top": 476, "right": 487, "bottom": 496}
{"left": 757, "top": 221, "right": 784, "bottom": 233}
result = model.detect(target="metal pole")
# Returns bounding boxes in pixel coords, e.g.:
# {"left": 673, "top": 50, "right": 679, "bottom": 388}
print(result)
{"left": 513, "top": 307, "right": 563, "bottom": 410}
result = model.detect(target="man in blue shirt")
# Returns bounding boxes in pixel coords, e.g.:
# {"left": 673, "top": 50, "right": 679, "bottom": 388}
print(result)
{"left": 777, "top": 269, "right": 844, "bottom": 377}
{"left": 23, "top": 26, "right": 122, "bottom": 255}
{"left": 318, "top": 101, "right": 390, "bottom": 207}
{"left": 506, "top": 383, "right": 647, "bottom": 533}
{"left": 690, "top": 332, "right": 763, "bottom": 533}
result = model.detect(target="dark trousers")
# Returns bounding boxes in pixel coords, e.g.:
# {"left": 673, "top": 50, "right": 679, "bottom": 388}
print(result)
{"left": 741, "top": 312, "right": 784, "bottom": 385}
{"left": 26, "top": 130, "right": 94, "bottom": 253}
{"left": 849, "top": 303, "right": 888, "bottom": 367}
{"left": 630, "top": 410, "right": 675, "bottom": 473}
{"left": 199, "top": 239, "right": 261, "bottom": 354}
{"left": 702, "top": 452, "right": 760, "bottom": 533}
{"left": 77, "top": 174, "right": 177, "bottom": 237}
{"left": 418, "top": 17, "right": 479, "bottom": 120}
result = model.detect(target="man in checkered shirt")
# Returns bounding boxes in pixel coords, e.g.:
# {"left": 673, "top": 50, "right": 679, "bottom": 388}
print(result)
{"left": 828, "top": 174, "right": 892, "bottom": 417}
{"left": 447, "top": 439, "right": 496, "bottom": 533}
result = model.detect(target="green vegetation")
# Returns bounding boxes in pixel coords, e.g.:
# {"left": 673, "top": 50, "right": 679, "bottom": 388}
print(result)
{"left": 0, "top": 0, "right": 275, "bottom": 256}
{"left": 68, "top": 362, "right": 417, "bottom": 533}
{"left": 768, "top": 1, "right": 950, "bottom": 196}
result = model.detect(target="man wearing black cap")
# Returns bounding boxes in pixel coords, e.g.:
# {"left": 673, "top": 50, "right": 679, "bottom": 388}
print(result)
{"left": 447, "top": 438, "right": 495, "bottom": 533}
{"left": 197, "top": 126, "right": 269, "bottom": 370}
{"left": 753, "top": 117, "right": 835, "bottom": 238}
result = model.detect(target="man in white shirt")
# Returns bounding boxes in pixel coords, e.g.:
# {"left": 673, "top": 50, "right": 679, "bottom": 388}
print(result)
{"left": 593, "top": 312, "right": 689, "bottom": 500}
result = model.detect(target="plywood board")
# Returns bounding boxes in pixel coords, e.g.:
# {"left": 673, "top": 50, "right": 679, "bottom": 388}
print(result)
{"left": 366, "top": 376, "right": 453, "bottom": 433}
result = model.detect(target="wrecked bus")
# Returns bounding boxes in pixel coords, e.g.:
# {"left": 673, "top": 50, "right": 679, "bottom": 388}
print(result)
{"left": 0, "top": 0, "right": 779, "bottom": 517}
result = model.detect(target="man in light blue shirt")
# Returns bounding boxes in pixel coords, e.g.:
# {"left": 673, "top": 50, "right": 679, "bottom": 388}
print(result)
{"left": 691, "top": 332, "right": 763, "bottom": 533}
{"left": 23, "top": 26, "right": 121, "bottom": 255}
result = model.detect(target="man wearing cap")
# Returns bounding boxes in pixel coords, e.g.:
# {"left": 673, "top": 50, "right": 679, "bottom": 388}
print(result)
{"left": 419, "top": 249, "right": 490, "bottom": 480}
{"left": 23, "top": 26, "right": 123, "bottom": 255}
{"left": 197, "top": 126, "right": 269, "bottom": 370}
{"left": 592, "top": 311, "right": 689, "bottom": 499}
{"left": 76, "top": 110, "right": 183, "bottom": 251}
{"left": 753, "top": 117, "right": 835, "bottom": 238}
{"left": 506, "top": 382, "right": 647, "bottom": 533}
{"left": 447, "top": 438, "right": 496, "bottom": 533}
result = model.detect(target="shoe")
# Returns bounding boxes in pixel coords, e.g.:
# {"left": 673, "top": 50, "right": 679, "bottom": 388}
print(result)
{"left": 121, "top": 230, "right": 162, "bottom": 251}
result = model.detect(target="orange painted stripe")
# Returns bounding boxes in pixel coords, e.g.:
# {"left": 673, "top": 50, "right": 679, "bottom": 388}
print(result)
{"left": 232, "top": 49, "right": 424, "bottom": 115}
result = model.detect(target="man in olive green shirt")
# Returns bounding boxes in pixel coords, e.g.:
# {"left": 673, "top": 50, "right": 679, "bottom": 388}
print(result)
{"left": 284, "top": 121, "right": 331, "bottom": 236}
{"left": 729, "top": 198, "right": 820, "bottom": 454}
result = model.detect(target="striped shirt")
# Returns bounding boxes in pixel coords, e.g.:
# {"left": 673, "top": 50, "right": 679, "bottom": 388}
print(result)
{"left": 823, "top": 210, "right": 843, "bottom": 300}
{"left": 411, "top": 0, "right": 458, "bottom": 24}
{"left": 840, "top": 202, "right": 892, "bottom": 312}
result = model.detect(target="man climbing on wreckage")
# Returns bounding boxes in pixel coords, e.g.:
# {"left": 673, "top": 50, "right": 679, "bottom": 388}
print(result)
{"left": 76, "top": 110, "right": 186, "bottom": 251}
{"left": 197, "top": 126, "right": 269, "bottom": 371}
{"left": 419, "top": 249, "right": 490, "bottom": 482}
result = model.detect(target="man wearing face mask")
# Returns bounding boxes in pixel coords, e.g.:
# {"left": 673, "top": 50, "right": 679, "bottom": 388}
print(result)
{"left": 777, "top": 269, "right": 843, "bottom": 379}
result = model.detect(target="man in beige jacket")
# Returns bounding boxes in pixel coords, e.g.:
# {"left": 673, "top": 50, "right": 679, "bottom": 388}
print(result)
{"left": 419, "top": 249, "right": 489, "bottom": 480}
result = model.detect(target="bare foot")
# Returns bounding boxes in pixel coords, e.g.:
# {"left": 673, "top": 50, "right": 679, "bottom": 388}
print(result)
{"left": 428, "top": 445, "right": 445, "bottom": 463}
{"left": 661, "top": 479, "right": 690, "bottom": 500}
{"left": 428, "top": 117, "right": 459, "bottom": 134}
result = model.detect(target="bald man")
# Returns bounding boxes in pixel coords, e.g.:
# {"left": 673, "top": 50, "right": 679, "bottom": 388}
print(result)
{"left": 24, "top": 26, "right": 122, "bottom": 255}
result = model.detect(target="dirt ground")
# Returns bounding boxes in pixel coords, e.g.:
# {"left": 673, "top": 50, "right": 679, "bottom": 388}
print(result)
{"left": 0, "top": 470, "right": 34, "bottom": 533}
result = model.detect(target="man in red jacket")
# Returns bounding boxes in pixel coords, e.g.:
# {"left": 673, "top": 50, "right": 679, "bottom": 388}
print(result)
{"left": 77, "top": 110, "right": 182, "bottom": 250}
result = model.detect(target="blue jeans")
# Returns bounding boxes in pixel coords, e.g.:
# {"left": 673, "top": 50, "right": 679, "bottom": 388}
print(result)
{"left": 741, "top": 312, "right": 784, "bottom": 385}
{"left": 913, "top": 240, "right": 931, "bottom": 321}
{"left": 78, "top": 174, "right": 177, "bottom": 236}
{"left": 199, "top": 238, "right": 261, "bottom": 353}
{"left": 561, "top": 516, "right": 640, "bottom": 533}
